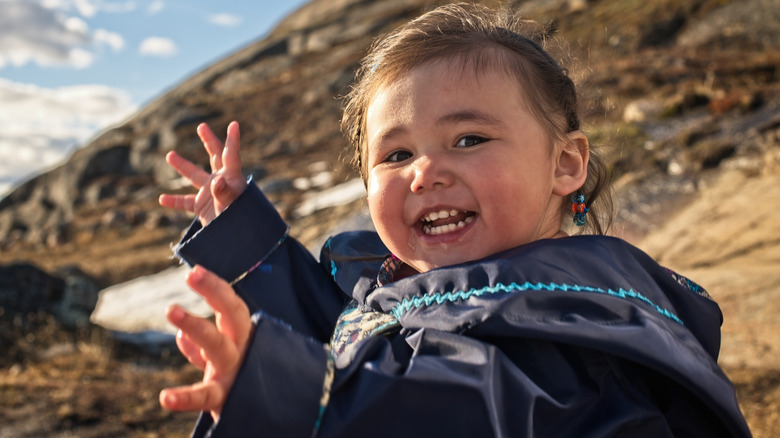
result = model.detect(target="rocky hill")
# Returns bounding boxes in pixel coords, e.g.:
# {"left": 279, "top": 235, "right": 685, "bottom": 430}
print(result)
{"left": 1, "top": 0, "right": 779, "bottom": 436}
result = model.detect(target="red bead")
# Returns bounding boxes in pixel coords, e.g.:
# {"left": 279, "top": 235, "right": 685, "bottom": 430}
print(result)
{"left": 572, "top": 203, "right": 585, "bottom": 213}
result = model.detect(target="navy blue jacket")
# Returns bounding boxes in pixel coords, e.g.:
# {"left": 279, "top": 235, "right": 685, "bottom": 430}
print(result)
{"left": 174, "top": 183, "right": 751, "bottom": 437}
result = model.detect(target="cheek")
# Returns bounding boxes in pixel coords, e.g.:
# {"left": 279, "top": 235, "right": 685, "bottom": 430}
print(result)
{"left": 366, "top": 173, "right": 408, "bottom": 243}
{"left": 365, "top": 175, "right": 382, "bottom": 210}
{"left": 366, "top": 175, "right": 390, "bottom": 225}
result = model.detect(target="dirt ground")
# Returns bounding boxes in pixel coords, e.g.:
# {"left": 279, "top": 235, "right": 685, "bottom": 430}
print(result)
{"left": 636, "top": 151, "right": 780, "bottom": 437}
{"left": 0, "top": 328, "right": 200, "bottom": 438}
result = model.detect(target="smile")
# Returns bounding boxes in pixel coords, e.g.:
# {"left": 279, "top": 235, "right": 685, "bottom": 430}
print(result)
{"left": 420, "top": 209, "right": 476, "bottom": 235}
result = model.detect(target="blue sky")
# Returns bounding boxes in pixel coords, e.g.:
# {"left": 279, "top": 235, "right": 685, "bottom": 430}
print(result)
{"left": 0, "top": 0, "right": 308, "bottom": 195}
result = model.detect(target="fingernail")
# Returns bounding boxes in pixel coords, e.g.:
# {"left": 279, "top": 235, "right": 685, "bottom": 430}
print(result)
{"left": 189, "top": 265, "right": 205, "bottom": 282}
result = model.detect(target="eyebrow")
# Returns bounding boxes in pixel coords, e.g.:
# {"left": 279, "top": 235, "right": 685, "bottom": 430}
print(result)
{"left": 374, "top": 109, "right": 505, "bottom": 145}
{"left": 436, "top": 109, "right": 505, "bottom": 128}
{"left": 374, "top": 126, "right": 407, "bottom": 144}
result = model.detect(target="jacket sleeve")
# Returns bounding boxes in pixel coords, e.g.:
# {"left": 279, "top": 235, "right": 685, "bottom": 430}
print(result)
{"left": 191, "top": 312, "right": 330, "bottom": 438}
{"left": 173, "top": 182, "right": 346, "bottom": 340}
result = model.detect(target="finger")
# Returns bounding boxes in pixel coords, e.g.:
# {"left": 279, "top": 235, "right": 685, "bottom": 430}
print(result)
{"left": 210, "top": 175, "right": 227, "bottom": 209}
{"left": 166, "top": 151, "right": 210, "bottom": 190}
{"left": 166, "top": 304, "right": 239, "bottom": 372}
{"left": 159, "top": 193, "right": 196, "bottom": 212}
{"left": 211, "top": 175, "right": 237, "bottom": 215}
{"left": 222, "top": 121, "right": 242, "bottom": 176}
{"left": 190, "top": 187, "right": 216, "bottom": 226}
{"left": 176, "top": 329, "right": 207, "bottom": 370}
{"left": 186, "top": 266, "right": 251, "bottom": 347}
{"left": 159, "top": 382, "right": 226, "bottom": 414}
{"left": 197, "top": 123, "right": 224, "bottom": 172}
{"left": 192, "top": 183, "right": 217, "bottom": 222}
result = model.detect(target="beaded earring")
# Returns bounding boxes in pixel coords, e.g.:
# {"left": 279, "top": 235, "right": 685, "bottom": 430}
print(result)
{"left": 572, "top": 194, "right": 589, "bottom": 227}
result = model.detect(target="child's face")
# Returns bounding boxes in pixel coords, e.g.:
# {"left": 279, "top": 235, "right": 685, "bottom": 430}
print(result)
{"left": 364, "top": 61, "right": 572, "bottom": 274}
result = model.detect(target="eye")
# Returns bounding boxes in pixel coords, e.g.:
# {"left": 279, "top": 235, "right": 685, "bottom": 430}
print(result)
{"left": 384, "top": 149, "right": 413, "bottom": 163}
{"left": 455, "top": 135, "right": 488, "bottom": 148}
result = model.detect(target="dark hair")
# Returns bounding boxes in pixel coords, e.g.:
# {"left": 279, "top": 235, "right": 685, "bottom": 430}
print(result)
{"left": 341, "top": 3, "right": 612, "bottom": 235}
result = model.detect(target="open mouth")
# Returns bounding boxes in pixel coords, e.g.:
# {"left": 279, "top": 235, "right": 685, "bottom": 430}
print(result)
{"left": 420, "top": 209, "right": 476, "bottom": 235}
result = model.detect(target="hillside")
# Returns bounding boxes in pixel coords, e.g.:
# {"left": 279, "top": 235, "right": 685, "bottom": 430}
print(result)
{"left": 1, "top": 0, "right": 778, "bottom": 435}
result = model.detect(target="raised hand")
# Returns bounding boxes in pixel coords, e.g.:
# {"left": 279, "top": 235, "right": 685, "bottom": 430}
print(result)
{"left": 159, "top": 265, "right": 252, "bottom": 420}
{"left": 159, "top": 121, "right": 247, "bottom": 226}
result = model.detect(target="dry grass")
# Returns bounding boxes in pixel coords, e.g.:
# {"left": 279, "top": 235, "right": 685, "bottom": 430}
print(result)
{"left": 725, "top": 366, "right": 780, "bottom": 438}
{"left": 0, "top": 331, "right": 200, "bottom": 438}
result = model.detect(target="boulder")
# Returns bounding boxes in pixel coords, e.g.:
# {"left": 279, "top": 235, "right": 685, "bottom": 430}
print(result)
{"left": 0, "top": 263, "right": 99, "bottom": 331}
{"left": 0, "top": 263, "right": 99, "bottom": 365}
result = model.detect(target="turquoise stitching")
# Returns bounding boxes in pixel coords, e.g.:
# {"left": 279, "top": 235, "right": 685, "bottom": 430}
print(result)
{"left": 370, "top": 320, "right": 400, "bottom": 335}
{"left": 324, "top": 238, "right": 337, "bottom": 281}
{"left": 390, "top": 281, "right": 684, "bottom": 325}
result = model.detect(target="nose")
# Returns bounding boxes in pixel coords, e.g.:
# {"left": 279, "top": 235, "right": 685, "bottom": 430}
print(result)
{"left": 410, "top": 154, "right": 455, "bottom": 193}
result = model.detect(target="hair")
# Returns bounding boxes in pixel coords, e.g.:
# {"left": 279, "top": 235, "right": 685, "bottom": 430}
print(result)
{"left": 341, "top": 3, "right": 613, "bottom": 235}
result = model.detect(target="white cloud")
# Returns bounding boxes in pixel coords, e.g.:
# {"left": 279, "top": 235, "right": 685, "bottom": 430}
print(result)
{"left": 98, "top": 1, "right": 136, "bottom": 14}
{"left": 138, "top": 36, "right": 177, "bottom": 57}
{"left": 93, "top": 28, "right": 125, "bottom": 51}
{"left": 68, "top": 47, "right": 94, "bottom": 68}
{"left": 72, "top": 0, "right": 97, "bottom": 17}
{"left": 0, "top": 77, "right": 137, "bottom": 195}
{"left": 0, "top": 0, "right": 92, "bottom": 68}
{"left": 208, "top": 13, "right": 242, "bottom": 27}
{"left": 64, "top": 15, "right": 89, "bottom": 33}
{"left": 41, "top": 0, "right": 137, "bottom": 17}
{"left": 0, "top": 0, "right": 128, "bottom": 69}
{"left": 147, "top": 0, "right": 164, "bottom": 14}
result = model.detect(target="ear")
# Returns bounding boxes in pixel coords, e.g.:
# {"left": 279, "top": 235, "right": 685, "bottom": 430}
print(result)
{"left": 552, "top": 130, "right": 589, "bottom": 196}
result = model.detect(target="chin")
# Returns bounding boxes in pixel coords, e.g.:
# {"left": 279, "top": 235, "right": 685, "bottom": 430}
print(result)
{"left": 411, "top": 255, "right": 475, "bottom": 273}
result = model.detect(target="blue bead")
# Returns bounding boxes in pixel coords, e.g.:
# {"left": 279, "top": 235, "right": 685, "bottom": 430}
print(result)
{"left": 573, "top": 212, "right": 586, "bottom": 226}
{"left": 574, "top": 194, "right": 585, "bottom": 204}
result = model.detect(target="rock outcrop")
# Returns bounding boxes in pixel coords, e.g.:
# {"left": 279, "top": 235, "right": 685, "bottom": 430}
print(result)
{"left": 0, "top": 0, "right": 777, "bottom": 278}
{"left": 0, "top": 263, "right": 99, "bottom": 365}
{"left": 0, "top": 1, "right": 461, "bottom": 277}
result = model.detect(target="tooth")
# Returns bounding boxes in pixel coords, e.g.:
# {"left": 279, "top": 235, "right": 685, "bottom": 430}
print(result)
{"left": 465, "top": 216, "right": 474, "bottom": 223}
{"left": 439, "top": 209, "right": 449, "bottom": 218}
{"left": 450, "top": 210, "right": 458, "bottom": 216}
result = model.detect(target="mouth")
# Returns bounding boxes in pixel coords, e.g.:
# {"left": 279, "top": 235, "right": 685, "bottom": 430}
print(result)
{"left": 419, "top": 209, "right": 476, "bottom": 235}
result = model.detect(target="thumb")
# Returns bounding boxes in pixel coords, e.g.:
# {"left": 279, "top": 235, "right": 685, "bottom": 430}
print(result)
{"left": 211, "top": 174, "right": 238, "bottom": 214}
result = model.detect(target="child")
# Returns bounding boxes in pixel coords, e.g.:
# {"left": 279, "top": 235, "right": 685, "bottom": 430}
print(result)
{"left": 158, "top": 4, "right": 750, "bottom": 437}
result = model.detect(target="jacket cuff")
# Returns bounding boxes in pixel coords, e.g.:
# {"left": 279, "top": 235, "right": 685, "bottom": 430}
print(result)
{"left": 173, "top": 183, "right": 288, "bottom": 283}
